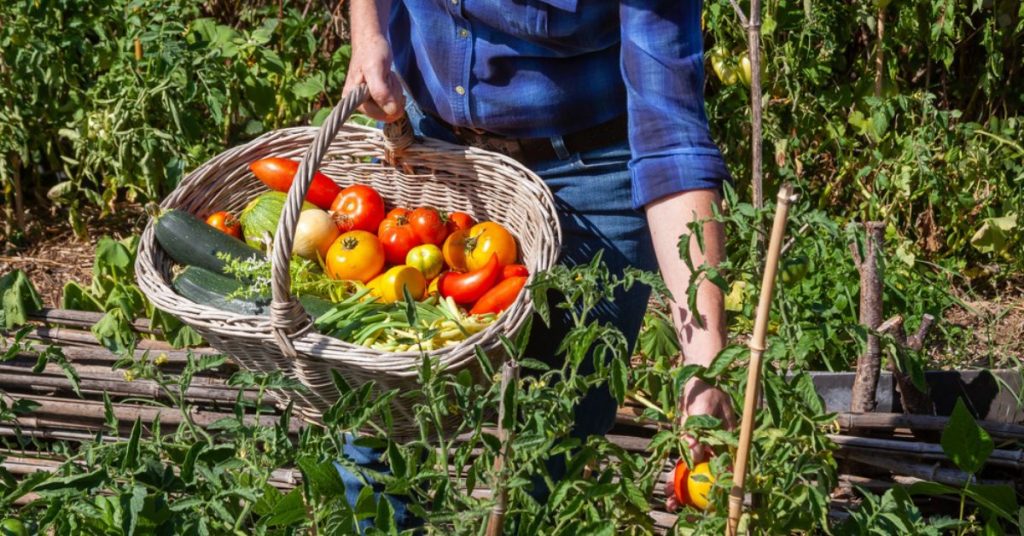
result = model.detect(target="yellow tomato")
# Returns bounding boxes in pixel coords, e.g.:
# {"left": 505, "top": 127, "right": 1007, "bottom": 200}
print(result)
{"left": 406, "top": 244, "right": 444, "bottom": 279}
{"left": 465, "top": 222, "right": 517, "bottom": 271}
{"left": 367, "top": 265, "right": 426, "bottom": 303}
{"left": 325, "top": 231, "right": 385, "bottom": 283}
{"left": 426, "top": 274, "right": 441, "bottom": 296}
{"left": 687, "top": 462, "right": 715, "bottom": 511}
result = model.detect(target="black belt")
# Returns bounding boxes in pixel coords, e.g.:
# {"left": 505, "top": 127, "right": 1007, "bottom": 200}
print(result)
{"left": 441, "top": 115, "right": 628, "bottom": 165}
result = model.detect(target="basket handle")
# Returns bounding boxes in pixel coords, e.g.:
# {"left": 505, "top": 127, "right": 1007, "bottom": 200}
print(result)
{"left": 268, "top": 83, "right": 414, "bottom": 357}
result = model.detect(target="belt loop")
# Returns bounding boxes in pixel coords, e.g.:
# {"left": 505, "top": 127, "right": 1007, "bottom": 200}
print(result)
{"left": 549, "top": 135, "right": 571, "bottom": 160}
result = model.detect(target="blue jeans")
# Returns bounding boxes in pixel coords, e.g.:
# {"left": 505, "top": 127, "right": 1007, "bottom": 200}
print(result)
{"left": 335, "top": 106, "right": 657, "bottom": 531}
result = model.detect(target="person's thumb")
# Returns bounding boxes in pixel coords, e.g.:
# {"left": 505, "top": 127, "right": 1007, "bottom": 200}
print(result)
{"left": 368, "top": 71, "right": 404, "bottom": 121}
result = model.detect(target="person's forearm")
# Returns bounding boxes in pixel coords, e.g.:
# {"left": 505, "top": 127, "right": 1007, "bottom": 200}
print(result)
{"left": 350, "top": 0, "right": 391, "bottom": 44}
{"left": 645, "top": 189, "right": 727, "bottom": 368}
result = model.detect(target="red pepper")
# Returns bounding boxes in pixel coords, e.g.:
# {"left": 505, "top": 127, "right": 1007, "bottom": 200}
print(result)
{"left": 439, "top": 254, "right": 501, "bottom": 304}
{"left": 501, "top": 264, "right": 529, "bottom": 280}
{"left": 249, "top": 157, "right": 340, "bottom": 210}
{"left": 470, "top": 276, "right": 527, "bottom": 315}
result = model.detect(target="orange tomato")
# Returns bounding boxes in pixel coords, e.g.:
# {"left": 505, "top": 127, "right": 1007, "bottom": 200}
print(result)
{"left": 673, "top": 460, "right": 691, "bottom": 506}
{"left": 442, "top": 229, "right": 470, "bottom": 272}
{"left": 687, "top": 462, "right": 715, "bottom": 511}
{"left": 465, "top": 222, "right": 517, "bottom": 271}
{"left": 325, "top": 231, "right": 385, "bottom": 283}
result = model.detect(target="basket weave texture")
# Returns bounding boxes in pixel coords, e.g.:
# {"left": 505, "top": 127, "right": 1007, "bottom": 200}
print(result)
{"left": 136, "top": 86, "right": 562, "bottom": 436}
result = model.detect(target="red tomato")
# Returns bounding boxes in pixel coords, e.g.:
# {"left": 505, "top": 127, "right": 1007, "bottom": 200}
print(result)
{"left": 330, "top": 184, "right": 385, "bottom": 233}
{"left": 470, "top": 276, "right": 527, "bottom": 315}
{"left": 673, "top": 460, "right": 692, "bottom": 507}
{"left": 205, "top": 211, "right": 242, "bottom": 239}
{"left": 439, "top": 254, "right": 502, "bottom": 304}
{"left": 501, "top": 264, "right": 529, "bottom": 280}
{"left": 378, "top": 209, "right": 421, "bottom": 265}
{"left": 249, "top": 157, "right": 340, "bottom": 210}
{"left": 445, "top": 211, "right": 474, "bottom": 234}
{"left": 409, "top": 207, "right": 448, "bottom": 245}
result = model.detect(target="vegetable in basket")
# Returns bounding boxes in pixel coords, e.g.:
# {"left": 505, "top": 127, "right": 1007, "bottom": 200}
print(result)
{"left": 378, "top": 208, "right": 422, "bottom": 265}
{"left": 204, "top": 211, "right": 242, "bottom": 239}
{"left": 325, "top": 230, "right": 386, "bottom": 283}
{"left": 239, "top": 191, "right": 317, "bottom": 250}
{"left": 249, "top": 157, "right": 341, "bottom": 209}
{"left": 438, "top": 253, "right": 502, "bottom": 304}
{"left": 330, "top": 184, "right": 386, "bottom": 233}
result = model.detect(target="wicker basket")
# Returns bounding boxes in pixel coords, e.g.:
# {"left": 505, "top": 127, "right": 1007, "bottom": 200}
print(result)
{"left": 136, "top": 85, "right": 561, "bottom": 437}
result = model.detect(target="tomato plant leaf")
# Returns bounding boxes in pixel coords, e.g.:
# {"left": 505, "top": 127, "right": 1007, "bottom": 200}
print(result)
{"left": 940, "top": 398, "right": 993, "bottom": 474}
{"left": 265, "top": 488, "right": 306, "bottom": 526}
{"left": 0, "top": 270, "right": 43, "bottom": 329}
{"left": 122, "top": 417, "right": 142, "bottom": 471}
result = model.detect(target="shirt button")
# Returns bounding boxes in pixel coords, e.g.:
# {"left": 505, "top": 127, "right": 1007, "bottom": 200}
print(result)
{"left": 459, "top": 28, "right": 469, "bottom": 38}
{"left": 455, "top": 85, "right": 466, "bottom": 96}
{"left": 451, "top": 0, "right": 458, "bottom": 4}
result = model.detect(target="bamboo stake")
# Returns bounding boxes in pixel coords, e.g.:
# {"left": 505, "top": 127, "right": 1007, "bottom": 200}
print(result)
{"left": 843, "top": 452, "right": 1011, "bottom": 488}
{"left": 833, "top": 412, "right": 1024, "bottom": 441}
{"left": 727, "top": 184, "right": 796, "bottom": 536}
{"left": 485, "top": 359, "right": 519, "bottom": 536}
{"left": 28, "top": 308, "right": 160, "bottom": 335}
{"left": 829, "top": 434, "right": 1024, "bottom": 468}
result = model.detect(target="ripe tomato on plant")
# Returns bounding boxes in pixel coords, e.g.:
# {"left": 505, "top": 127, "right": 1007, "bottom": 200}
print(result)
{"left": 409, "top": 206, "right": 448, "bottom": 245}
{"left": 249, "top": 157, "right": 340, "bottom": 209}
{"left": 205, "top": 211, "right": 241, "bottom": 239}
{"left": 378, "top": 208, "right": 422, "bottom": 265}
{"left": 686, "top": 462, "right": 715, "bottom": 511}
{"left": 445, "top": 211, "right": 474, "bottom": 234}
{"left": 325, "top": 230, "right": 385, "bottom": 283}
{"left": 465, "top": 222, "right": 518, "bottom": 270}
{"left": 330, "top": 184, "right": 385, "bottom": 233}
{"left": 673, "top": 460, "right": 692, "bottom": 507}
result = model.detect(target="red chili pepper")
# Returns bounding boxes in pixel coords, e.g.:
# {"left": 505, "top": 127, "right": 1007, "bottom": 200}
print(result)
{"left": 501, "top": 264, "right": 529, "bottom": 280}
{"left": 470, "top": 276, "right": 527, "bottom": 315}
{"left": 249, "top": 157, "right": 340, "bottom": 210}
{"left": 439, "top": 254, "right": 501, "bottom": 304}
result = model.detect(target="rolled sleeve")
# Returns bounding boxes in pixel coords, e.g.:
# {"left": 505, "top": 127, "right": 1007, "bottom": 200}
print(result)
{"left": 620, "top": 0, "right": 731, "bottom": 209}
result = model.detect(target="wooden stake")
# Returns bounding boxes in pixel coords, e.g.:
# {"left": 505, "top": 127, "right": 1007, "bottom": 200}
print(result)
{"left": 726, "top": 184, "right": 796, "bottom": 536}
{"left": 849, "top": 222, "right": 886, "bottom": 413}
{"left": 485, "top": 359, "right": 519, "bottom": 536}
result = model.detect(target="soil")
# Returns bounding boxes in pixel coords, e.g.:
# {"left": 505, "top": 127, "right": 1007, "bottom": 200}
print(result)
{"left": 0, "top": 203, "right": 147, "bottom": 307}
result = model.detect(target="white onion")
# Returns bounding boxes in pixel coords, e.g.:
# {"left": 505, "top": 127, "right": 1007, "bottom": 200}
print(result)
{"left": 292, "top": 209, "right": 339, "bottom": 260}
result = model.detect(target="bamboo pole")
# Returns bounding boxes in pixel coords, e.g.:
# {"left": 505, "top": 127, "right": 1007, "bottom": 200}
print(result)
{"left": 727, "top": 184, "right": 795, "bottom": 536}
{"left": 485, "top": 359, "right": 519, "bottom": 536}
{"left": 829, "top": 434, "right": 1024, "bottom": 468}
{"left": 842, "top": 452, "right": 1011, "bottom": 488}
{"left": 833, "top": 412, "right": 1024, "bottom": 441}
{"left": 28, "top": 308, "right": 160, "bottom": 335}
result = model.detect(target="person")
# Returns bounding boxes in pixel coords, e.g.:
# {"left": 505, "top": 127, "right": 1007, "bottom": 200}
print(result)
{"left": 335, "top": 0, "right": 736, "bottom": 526}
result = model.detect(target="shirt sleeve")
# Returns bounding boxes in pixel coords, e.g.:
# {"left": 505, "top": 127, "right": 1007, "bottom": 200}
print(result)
{"left": 619, "top": 0, "right": 731, "bottom": 209}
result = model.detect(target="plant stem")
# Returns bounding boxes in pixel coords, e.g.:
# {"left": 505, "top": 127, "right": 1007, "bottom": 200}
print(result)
{"left": 874, "top": 4, "right": 885, "bottom": 99}
{"left": 748, "top": 0, "right": 764, "bottom": 213}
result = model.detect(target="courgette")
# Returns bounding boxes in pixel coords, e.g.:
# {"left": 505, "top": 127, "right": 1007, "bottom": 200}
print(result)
{"left": 155, "top": 209, "right": 265, "bottom": 276}
{"left": 172, "top": 266, "right": 335, "bottom": 319}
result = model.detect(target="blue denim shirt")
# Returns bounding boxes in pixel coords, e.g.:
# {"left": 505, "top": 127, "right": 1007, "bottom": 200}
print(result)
{"left": 389, "top": 0, "right": 731, "bottom": 208}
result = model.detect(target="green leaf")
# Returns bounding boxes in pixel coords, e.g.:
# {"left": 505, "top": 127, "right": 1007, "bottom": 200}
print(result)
{"left": 941, "top": 398, "right": 993, "bottom": 474}
{"left": 35, "top": 468, "right": 108, "bottom": 492}
{"left": 265, "top": 488, "right": 305, "bottom": 526}
{"left": 120, "top": 485, "right": 146, "bottom": 535}
{"left": 0, "top": 270, "right": 43, "bottom": 329}
{"left": 609, "top": 356, "right": 627, "bottom": 405}
{"left": 297, "top": 456, "right": 345, "bottom": 497}
{"left": 122, "top": 417, "right": 142, "bottom": 471}
{"left": 971, "top": 214, "right": 1016, "bottom": 254}
{"left": 61, "top": 280, "right": 103, "bottom": 312}
{"left": 292, "top": 73, "right": 325, "bottom": 99}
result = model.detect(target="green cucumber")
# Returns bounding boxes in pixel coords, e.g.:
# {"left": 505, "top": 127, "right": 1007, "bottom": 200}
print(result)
{"left": 172, "top": 266, "right": 335, "bottom": 319}
{"left": 155, "top": 209, "right": 265, "bottom": 276}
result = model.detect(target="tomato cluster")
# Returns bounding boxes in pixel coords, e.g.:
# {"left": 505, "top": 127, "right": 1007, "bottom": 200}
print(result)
{"left": 208, "top": 157, "right": 530, "bottom": 316}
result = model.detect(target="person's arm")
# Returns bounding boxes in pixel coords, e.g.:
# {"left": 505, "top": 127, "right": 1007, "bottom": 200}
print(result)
{"left": 344, "top": 0, "right": 404, "bottom": 121}
{"left": 618, "top": 0, "right": 735, "bottom": 510}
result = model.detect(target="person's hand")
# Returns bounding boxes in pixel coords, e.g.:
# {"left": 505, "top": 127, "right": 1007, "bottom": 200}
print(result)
{"left": 343, "top": 34, "right": 405, "bottom": 122}
{"left": 664, "top": 377, "right": 736, "bottom": 512}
